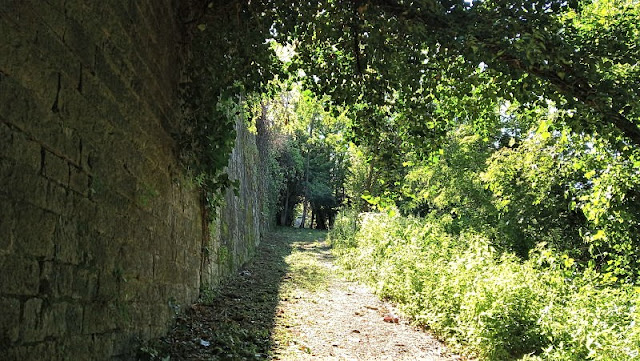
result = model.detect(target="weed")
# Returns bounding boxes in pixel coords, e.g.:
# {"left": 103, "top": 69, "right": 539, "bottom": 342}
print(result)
{"left": 330, "top": 210, "right": 640, "bottom": 360}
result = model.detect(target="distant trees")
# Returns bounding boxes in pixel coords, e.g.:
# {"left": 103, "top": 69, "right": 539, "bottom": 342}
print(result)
{"left": 253, "top": 85, "right": 349, "bottom": 229}
{"left": 266, "top": 0, "right": 640, "bottom": 278}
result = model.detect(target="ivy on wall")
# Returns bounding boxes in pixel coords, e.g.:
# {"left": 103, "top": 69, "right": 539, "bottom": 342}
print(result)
{"left": 175, "top": 0, "right": 280, "bottom": 213}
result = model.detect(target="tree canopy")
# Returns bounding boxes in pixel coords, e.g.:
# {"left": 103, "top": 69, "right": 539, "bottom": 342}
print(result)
{"left": 185, "top": 0, "right": 639, "bottom": 171}
{"left": 271, "top": 0, "right": 640, "bottom": 147}
{"left": 183, "top": 0, "right": 640, "bottom": 276}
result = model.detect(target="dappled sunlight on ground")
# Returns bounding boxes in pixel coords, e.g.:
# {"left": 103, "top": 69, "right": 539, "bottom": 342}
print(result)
{"left": 139, "top": 227, "right": 459, "bottom": 360}
{"left": 271, "top": 230, "right": 460, "bottom": 361}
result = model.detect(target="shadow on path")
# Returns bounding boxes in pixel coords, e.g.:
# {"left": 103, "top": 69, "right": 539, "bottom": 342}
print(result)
{"left": 137, "top": 227, "right": 326, "bottom": 361}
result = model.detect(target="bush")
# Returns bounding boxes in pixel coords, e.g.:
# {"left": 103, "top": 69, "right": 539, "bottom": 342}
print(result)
{"left": 328, "top": 208, "right": 361, "bottom": 248}
{"left": 329, "top": 211, "right": 640, "bottom": 360}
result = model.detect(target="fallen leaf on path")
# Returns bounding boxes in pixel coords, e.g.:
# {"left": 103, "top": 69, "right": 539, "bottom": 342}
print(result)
{"left": 383, "top": 315, "right": 399, "bottom": 323}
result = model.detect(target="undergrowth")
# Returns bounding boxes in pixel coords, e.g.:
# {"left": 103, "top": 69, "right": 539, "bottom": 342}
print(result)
{"left": 329, "top": 210, "right": 640, "bottom": 360}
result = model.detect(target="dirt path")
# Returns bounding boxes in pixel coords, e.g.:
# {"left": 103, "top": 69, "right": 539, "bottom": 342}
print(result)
{"left": 142, "top": 228, "right": 458, "bottom": 360}
{"left": 272, "top": 233, "right": 458, "bottom": 361}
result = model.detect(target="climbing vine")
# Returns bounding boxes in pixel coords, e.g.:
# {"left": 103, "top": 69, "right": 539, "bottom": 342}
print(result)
{"left": 175, "top": 0, "right": 280, "bottom": 213}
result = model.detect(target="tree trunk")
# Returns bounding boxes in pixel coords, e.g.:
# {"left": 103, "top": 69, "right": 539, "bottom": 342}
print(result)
{"left": 300, "top": 117, "right": 315, "bottom": 228}
{"left": 315, "top": 208, "right": 328, "bottom": 230}
{"left": 280, "top": 188, "right": 290, "bottom": 226}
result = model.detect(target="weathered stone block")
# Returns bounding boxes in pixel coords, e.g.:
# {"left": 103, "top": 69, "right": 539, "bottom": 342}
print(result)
{"left": 72, "top": 268, "right": 98, "bottom": 300}
{"left": 147, "top": 283, "right": 165, "bottom": 304}
{"left": 90, "top": 332, "right": 116, "bottom": 358}
{"left": 0, "top": 124, "right": 40, "bottom": 173}
{"left": 119, "top": 279, "right": 140, "bottom": 303}
{"left": 40, "top": 262, "right": 74, "bottom": 298}
{"left": 22, "top": 297, "right": 44, "bottom": 342}
{"left": 83, "top": 302, "right": 117, "bottom": 334}
{"left": 0, "top": 156, "right": 15, "bottom": 189}
{"left": 22, "top": 301, "right": 81, "bottom": 343}
{"left": 113, "top": 172, "right": 138, "bottom": 202}
{"left": 5, "top": 340, "right": 57, "bottom": 361}
{"left": 7, "top": 163, "right": 50, "bottom": 209}
{"left": 127, "top": 302, "right": 151, "bottom": 331}
{"left": 149, "top": 302, "right": 173, "bottom": 328}
{"left": 45, "top": 179, "right": 72, "bottom": 216}
{"left": 61, "top": 16, "right": 95, "bottom": 66}
{"left": 64, "top": 303, "right": 84, "bottom": 335}
{"left": 14, "top": 204, "right": 56, "bottom": 259}
{"left": 52, "top": 217, "right": 81, "bottom": 265}
{"left": 11, "top": 131, "right": 43, "bottom": 172}
{"left": 0, "top": 297, "right": 20, "bottom": 344}
{"left": 120, "top": 246, "right": 153, "bottom": 283}
{"left": 93, "top": 50, "right": 128, "bottom": 102}
{"left": 71, "top": 193, "right": 98, "bottom": 219}
{"left": 37, "top": 2, "right": 66, "bottom": 40}
{"left": 58, "top": 335, "right": 91, "bottom": 361}
{"left": 42, "top": 149, "right": 69, "bottom": 186}
{"left": 1, "top": 256, "right": 39, "bottom": 295}
{"left": 69, "top": 164, "right": 89, "bottom": 196}
{"left": 0, "top": 198, "right": 15, "bottom": 255}
{"left": 0, "top": 122, "right": 11, "bottom": 153}
{"left": 96, "top": 270, "right": 119, "bottom": 302}
{"left": 40, "top": 302, "right": 69, "bottom": 338}
{"left": 0, "top": 73, "right": 38, "bottom": 128}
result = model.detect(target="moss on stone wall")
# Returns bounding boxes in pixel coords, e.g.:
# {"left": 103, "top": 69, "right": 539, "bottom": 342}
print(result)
{"left": 200, "top": 113, "right": 264, "bottom": 290}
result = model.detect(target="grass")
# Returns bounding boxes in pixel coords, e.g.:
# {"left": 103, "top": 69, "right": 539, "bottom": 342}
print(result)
{"left": 281, "top": 243, "right": 330, "bottom": 294}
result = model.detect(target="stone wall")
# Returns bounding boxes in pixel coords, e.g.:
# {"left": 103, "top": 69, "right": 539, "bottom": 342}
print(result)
{"left": 0, "top": 2, "right": 263, "bottom": 360}
{"left": 201, "top": 115, "right": 263, "bottom": 288}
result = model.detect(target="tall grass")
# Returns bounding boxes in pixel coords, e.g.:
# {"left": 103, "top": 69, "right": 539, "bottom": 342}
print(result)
{"left": 329, "top": 211, "right": 640, "bottom": 360}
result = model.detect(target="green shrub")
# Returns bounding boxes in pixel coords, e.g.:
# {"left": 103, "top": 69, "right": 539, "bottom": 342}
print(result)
{"left": 329, "top": 208, "right": 361, "bottom": 248}
{"left": 330, "top": 211, "right": 640, "bottom": 360}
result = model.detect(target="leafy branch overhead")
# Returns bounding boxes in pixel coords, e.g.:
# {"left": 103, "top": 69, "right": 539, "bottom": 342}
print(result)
{"left": 273, "top": 0, "right": 639, "bottom": 146}
{"left": 179, "top": 0, "right": 638, "bottom": 220}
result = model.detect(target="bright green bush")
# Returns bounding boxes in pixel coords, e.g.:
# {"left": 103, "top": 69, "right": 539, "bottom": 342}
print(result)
{"left": 330, "top": 210, "right": 640, "bottom": 360}
{"left": 482, "top": 130, "right": 640, "bottom": 279}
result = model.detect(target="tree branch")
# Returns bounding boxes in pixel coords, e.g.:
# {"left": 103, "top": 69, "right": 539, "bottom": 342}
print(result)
{"left": 483, "top": 43, "right": 640, "bottom": 146}
{"left": 365, "top": 0, "right": 640, "bottom": 145}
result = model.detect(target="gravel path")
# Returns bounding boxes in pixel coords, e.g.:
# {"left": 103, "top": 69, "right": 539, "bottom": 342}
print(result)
{"left": 146, "top": 228, "right": 460, "bottom": 361}
{"left": 272, "top": 234, "right": 459, "bottom": 361}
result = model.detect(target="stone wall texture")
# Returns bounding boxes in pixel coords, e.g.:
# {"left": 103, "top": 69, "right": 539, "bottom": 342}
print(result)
{"left": 0, "top": 2, "right": 263, "bottom": 360}
{"left": 201, "top": 115, "right": 263, "bottom": 288}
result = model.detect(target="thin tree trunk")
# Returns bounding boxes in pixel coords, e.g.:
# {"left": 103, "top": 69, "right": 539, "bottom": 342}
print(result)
{"left": 311, "top": 209, "right": 316, "bottom": 229}
{"left": 280, "top": 188, "right": 290, "bottom": 226}
{"left": 300, "top": 117, "right": 315, "bottom": 228}
{"left": 363, "top": 159, "right": 376, "bottom": 211}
